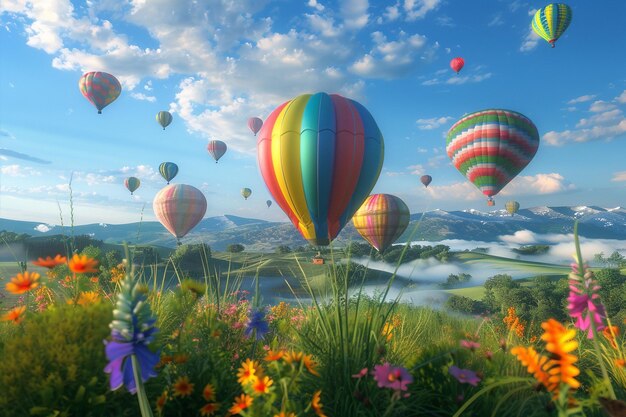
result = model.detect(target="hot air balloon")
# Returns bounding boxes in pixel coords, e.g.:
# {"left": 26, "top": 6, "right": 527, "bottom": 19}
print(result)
{"left": 248, "top": 117, "right": 263, "bottom": 135}
{"left": 257, "top": 92, "right": 384, "bottom": 246}
{"left": 446, "top": 109, "right": 540, "bottom": 206}
{"left": 125, "top": 177, "right": 140, "bottom": 195}
{"left": 78, "top": 72, "right": 121, "bottom": 114}
{"left": 241, "top": 188, "right": 252, "bottom": 200}
{"left": 505, "top": 201, "right": 520, "bottom": 216}
{"left": 156, "top": 111, "right": 173, "bottom": 130}
{"left": 266, "top": 200, "right": 272, "bottom": 208}
{"left": 207, "top": 140, "right": 227, "bottom": 163}
{"left": 153, "top": 184, "right": 207, "bottom": 244}
{"left": 532, "top": 3, "right": 572, "bottom": 48}
{"left": 352, "top": 194, "right": 410, "bottom": 253}
{"left": 450, "top": 57, "right": 465, "bottom": 74}
{"left": 159, "top": 162, "right": 179, "bottom": 184}
{"left": 420, "top": 175, "right": 432, "bottom": 188}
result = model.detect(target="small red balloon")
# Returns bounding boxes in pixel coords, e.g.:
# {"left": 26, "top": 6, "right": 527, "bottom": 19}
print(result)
{"left": 450, "top": 57, "right": 464, "bottom": 74}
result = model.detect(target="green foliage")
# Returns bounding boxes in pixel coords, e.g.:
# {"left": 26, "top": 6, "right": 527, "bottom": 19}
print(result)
{"left": 133, "top": 245, "right": 161, "bottom": 265}
{"left": 440, "top": 273, "right": 472, "bottom": 288}
{"left": 275, "top": 244, "right": 292, "bottom": 254}
{"left": 446, "top": 294, "right": 487, "bottom": 315}
{"left": 25, "top": 234, "right": 103, "bottom": 259}
{"left": 0, "top": 230, "right": 30, "bottom": 242}
{"left": 511, "top": 245, "right": 550, "bottom": 255}
{"left": 345, "top": 242, "right": 372, "bottom": 258}
{"left": 595, "top": 268, "right": 626, "bottom": 317}
{"left": 169, "top": 243, "right": 211, "bottom": 271}
{"left": 226, "top": 243, "right": 245, "bottom": 253}
{"left": 382, "top": 244, "right": 450, "bottom": 264}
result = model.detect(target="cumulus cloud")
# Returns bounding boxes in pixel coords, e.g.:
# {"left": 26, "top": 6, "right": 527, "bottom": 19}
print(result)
{"left": 308, "top": 0, "right": 325, "bottom": 11}
{"left": 408, "top": 164, "right": 425, "bottom": 175}
{"left": 589, "top": 100, "right": 617, "bottom": 113}
{"left": 501, "top": 173, "right": 576, "bottom": 195}
{"left": 416, "top": 116, "right": 452, "bottom": 130}
{"left": 403, "top": 0, "right": 441, "bottom": 21}
{"left": 130, "top": 92, "right": 156, "bottom": 102}
{"left": 34, "top": 224, "right": 53, "bottom": 233}
{"left": 520, "top": 27, "right": 540, "bottom": 52}
{"left": 567, "top": 94, "right": 596, "bottom": 105}
{"left": 499, "top": 230, "right": 537, "bottom": 245}
{"left": 423, "top": 181, "right": 483, "bottom": 201}
{"left": 422, "top": 69, "right": 492, "bottom": 86}
{"left": 307, "top": 13, "right": 342, "bottom": 37}
{"left": 617, "top": 90, "right": 626, "bottom": 104}
{"left": 612, "top": 171, "right": 626, "bottom": 182}
{"left": 1, "top": 164, "right": 41, "bottom": 177}
{"left": 341, "top": 0, "right": 369, "bottom": 29}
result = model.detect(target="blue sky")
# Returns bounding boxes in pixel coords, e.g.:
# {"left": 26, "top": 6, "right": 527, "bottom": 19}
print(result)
{"left": 1, "top": 0, "right": 625, "bottom": 226}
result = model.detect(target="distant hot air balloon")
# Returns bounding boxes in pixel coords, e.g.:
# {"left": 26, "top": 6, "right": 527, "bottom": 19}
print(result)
{"left": 156, "top": 111, "right": 173, "bottom": 130}
{"left": 159, "top": 162, "right": 179, "bottom": 184}
{"left": 446, "top": 109, "right": 540, "bottom": 206}
{"left": 78, "top": 72, "right": 121, "bottom": 114}
{"left": 352, "top": 194, "right": 410, "bottom": 253}
{"left": 532, "top": 3, "right": 572, "bottom": 48}
{"left": 420, "top": 175, "right": 432, "bottom": 188}
{"left": 266, "top": 200, "right": 272, "bottom": 208}
{"left": 258, "top": 92, "right": 384, "bottom": 246}
{"left": 153, "top": 184, "right": 207, "bottom": 244}
{"left": 207, "top": 140, "right": 227, "bottom": 163}
{"left": 505, "top": 201, "right": 520, "bottom": 216}
{"left": 125, "top": 177, "right": 140, "bottom": 195}
{"left": 241, "top": 188, "right": 252, "bottom": 200}
{"left": 248, "top": 117, "right": 263, "bottom": 136}
{"left": 450, "top": 57, "right": 465, "bottom": 74}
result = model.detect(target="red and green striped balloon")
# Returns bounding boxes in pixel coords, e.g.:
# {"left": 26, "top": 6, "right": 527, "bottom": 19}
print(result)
{"left": 352, "top": 194, "right": 410, "bottom": 253}
{"left": 153, "top": 184, "right": 207, "bottom": 243}
{"left": 79, "top": 72, "right": 121, "bottom": 114}
{"left": 446, "top": 109, "right": 539, "bottom": 205}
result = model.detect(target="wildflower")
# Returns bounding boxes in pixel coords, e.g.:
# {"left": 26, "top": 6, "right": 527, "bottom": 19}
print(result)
{"left": 541, "top": 319, "right": 580, "bottom": 390}
{"left": 253, "top": 376, "right": 273, "bottom": 395}
{"left": 311, "top": 390, "right": 327, "bottom": 417}
{"left": 5, "top": 271, "right": 40, "bottom": 294}
{"left": 459, "top": 339, "right": 480, "bottom": 351}
{"left": 265, "top": 349, "right": 284, "bottom": 361}
{"left": 568, "top": 257, "right": 606, "bottom": 338}
{"left": 77, "top": 291, "right": 100, "bottom": 305}
{"left": 245, "top": 309, "right": 270, "bottom": 340}
{"left": 382, "top": 322, "right": 394, "bottom": 341}
{"left": 615, "top": 359, "right": 626, "bottom": 368}
{"left": 511, "top": 346, "right": 553, "bottom": 391}
{"left": 448, "top": 366, "right": 481, "bottom": 386}
{"left": 372, "top": 363, "right": 413, "bottom": 391}
{"left": 602, "top": 325, "right": 620, "bottom": 349}
{"left": 237, "top": 358, "right": 260, "bottom": 385}
{"left": 203, "top": 383, "right": 216, "bottom": 401}
{"left": 229, "top": 394, "right": 253, "bottom": 415}
{"left": 173, "top": 376, "right": 194, "bottom": 397}
{"left": 173, "top": 354, "right": 189, "bottom": 364}
{"left": 199, "top": 402, "right": 220, "bottom": 416}
{"left": 103, "top": 270, "right": 159, "bottom": 394}
{"left": 68, "top": 254, "right": 99, "bottom": 274}
{"left": 302, "top": 354, "right": 320, "bottom": 376}
{"left": 32, "top": 254, "right": 66, "bottom": 269}
{"left": 1, "top": 306, "right": 26, "bottom": 324}
{"left": 274, "top": 412, "right": 296, "bottom": 417}
{"left": 284, "top": 351, "right": 304, "bottom": 365}
{"left": 484, "top": 350, "right": 493, "bottom": 361}
{"left": 503, "top": 306, "right": 525, "bottom": 337}
{"left": 352, "top": 368, "right": 368, "bottom": 378}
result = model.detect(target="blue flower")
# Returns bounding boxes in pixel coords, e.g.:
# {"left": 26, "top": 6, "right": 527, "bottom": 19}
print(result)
{"left": 245, "top": 309, "right": 269, "bottom": 340}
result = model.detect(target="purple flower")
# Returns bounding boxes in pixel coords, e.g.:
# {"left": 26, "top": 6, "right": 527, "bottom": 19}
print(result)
{"left": 372, "top": 363, "right": 413, "bottom": 392}
{"left": 449, "top": 366, "right": 481, "bottom": 386}
{"left": 245, "top": 309, "right": 269, "bottom": 340}
{"left": 567, "top": 260, "right": 606, "bottom": 338}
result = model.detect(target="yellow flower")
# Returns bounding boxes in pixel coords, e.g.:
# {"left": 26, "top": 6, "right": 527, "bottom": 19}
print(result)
{"left": 172, "top": 376, "right": 194, "bottom": 397}
{"left": 1, "top": 306, "right": 27, "bottom": 324}
{"left": 283, "top": 351, "right": 304, "bottom": 365}
{"left": 32, "top": 254, "right": 67, "bottom": 269}
{"left": 68, "top": 254, "right": 99, "bottom": 274}
{"left": 237, "top": 358, "right": 260, "bottom": 385}
{"left": 382, "top": 322, "right": 394, "bottom": 341}
{"left": 199, "top": 402, "right": 220, "bottom": 416}
{"left": 311, "top": 390, "right": 327, "bottom": 417}
{"left": 511, "top": 346, "right": 553, "bottom": 391}
{"left": 5, "top": 271, "right": 40, "bottom": 294}
{"left": 252, "top": 376, "right": 273, "bottom": 395}
{"left": 302, "top": 354, "right": 320, "bottom": 376}
{"left": 229, "top": 394, "right": 253, "bottom": 415}
{"left": 541, "top": 319, "right": 580, "bottom": 391}
{"left": 77, "top": 291, "right": 100, "bottom": 305}
{"left": 202, "top": 383, "right": 216, "bottom": 401}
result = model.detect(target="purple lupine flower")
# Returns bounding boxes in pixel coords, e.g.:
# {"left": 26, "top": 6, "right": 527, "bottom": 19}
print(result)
{"left": 372, "top": 363, "right": 413, "bottom": 392}
{"left": 567, "top": 258, "right": 606, "bottom": 338}
{"left": 244, "top": 309, "right": 269, "bottom": 340}
{"left": 449, "top": 366, "right": 481, "bottom": 386}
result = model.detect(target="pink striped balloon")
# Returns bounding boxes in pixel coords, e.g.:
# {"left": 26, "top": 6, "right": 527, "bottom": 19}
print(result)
{"left": 248, "top": 117, "right": 263, "bottom": 135}
{"left": 207, "top": 140, "right": 227, "bottom": 163}
{"left": 352, "top": 194, "right": 410, "bottom": 252}
{"left": 153, "top": 184, "right": 207, "bottom": 242}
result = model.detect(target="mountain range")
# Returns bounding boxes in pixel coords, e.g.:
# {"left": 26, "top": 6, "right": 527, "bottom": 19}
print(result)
{"left": 1, "top": 205, "right": 624, "bottom": 251}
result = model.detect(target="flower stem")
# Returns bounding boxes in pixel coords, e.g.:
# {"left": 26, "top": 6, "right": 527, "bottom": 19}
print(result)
{"left": 591, "top": 322, "right": 616, "bottom": 400}
{"left": 131, "top": 354, "right": 154, "bottom": 417}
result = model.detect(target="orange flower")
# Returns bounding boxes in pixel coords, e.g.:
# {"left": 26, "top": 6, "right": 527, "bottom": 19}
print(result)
{"left": 541, "top": 319, "right": 580, "bottom": 391}
{"left": 311, "top": 390, "right": 327, "bottom": 417}
{"left": 76, "top": 291, "right": 100, "bottom": 305}
{"left": 302, "top": 354, "right": 320, "bottom": 376}
{"left": 199, "top": 402, "right": 220, "bottom": 416}
{"left": 229, "top": 394, "right": 253, "bottom": 415}
{"left": 172, "top": 376, "right": 194, "bottom": 397}
{"left": 511, "top": 346, "right": 553, "bottom": 391}
{"left": 603, "top": 325, "right": 620, "bottom": 349}
{"left": 382, "top": 322, "right": 394, "bottom": 341}
{"left": 283, "top": 351, "right": 304, "bottom": 365}
{"left": 156, "top": 390, "right": 168, "bottom": 414}
{"left": 615, "top": 359, "right": 626, "bottom": 368}
{"left": 202, "top": 383, "right": 216, "bottom": 401}
{"left": 264, "top": 349, "right": 284, "bottom": 361}
{"left": 252, "top": 376, "right": 273, "bottom": 395}
{"left": 1, "top": 306, "right": 26, "bottom": 324}
{"left": 68, "top": 254, "right": 99, "bottom": 274}
{"left": 5, "top": 271, "right": 40, "bottom": 294}
{"left": 174, "top": 354, "right": 189, "bottom": 364}
{"left": 32, "top": 255, "right": 67, "bottom": 269}
{"left": 237, "top": 359, "right": 260, "bottom": 385}
{"left": 274, "top": 412, "right": 296, "bottom": 417}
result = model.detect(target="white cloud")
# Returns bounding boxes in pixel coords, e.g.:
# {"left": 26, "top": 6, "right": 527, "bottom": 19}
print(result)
{"left": 436, "top": 16, "right": 454, "bottom": 27}
{"left": 501, "top": 173, "right": 576, "bottom": 195}
{"left": 34, "top": 224, "right": 53, "bottom": 233}
{"left": 403, "top": 0, "right": 441, "bottom": 21}
{"left": 611, "top": 171, "right": 626, "bottom": 182}
{"left": 488, "top": 14, "right": 504, "bottom": 27}
{"left": 130, "top": 92, "right": 156, "bottom": 102}
{"left": 308, "top": 0, "right": 325, "bottom": 11}
{"left": 499, "top": 230, "right": 537, "bottom": 245}
{"left": 424, "top": 181, "right": 482, "bottom": 200}
{"left": 520, "top": 27, "right": 540, "bottom": 52}
{"left": 544, "top": 106, "right": 626, "bottom": 146}
{"left": 576, "top": 109, "right": 622, "bottom": 128}
{"left": 589, "top": 100, "right": 617, "bottom": 113}
{"left": 1, "top": 164, "right": 41, "bottom": 176}
{"left": 383, "top": 3, "right": 400, "bottom": 22}
{"left": 408, "top": 164, "right": 425, "bottom": 175}
{"left": 417, "top": 147, "right": 428, "bottom": 153}
{"left": 341, "top": 0, "right": 369, "bottom": 29}
{"left": 416, "top": 116, "right": 452, "bottom": 130}
{"left": 307, "top": 13, "right": 341, "bottom": 37}
{"left": 143, "top": 80, "right": 152, "bottom": 91}
{"left": 446, "top": 72, "right": 492, "bottom": 85}
{"left": 617, "top": 90, "right": 626, "bottom": 104}
{"left": 567, "top": 94, "right": 596, "bottom": 105}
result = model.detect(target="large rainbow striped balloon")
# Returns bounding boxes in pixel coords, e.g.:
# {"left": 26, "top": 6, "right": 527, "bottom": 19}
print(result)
{"left": 352, "top": 194, "right": 410, "bottom": 253}
{"left": 446, "top": 109, "right": 540, "bottom": 205}
{"left": 153, "top": 184, "right": 207, "bottom": 243}
{"left": 78, "top": 72, "right": 121, "bottom": 114}
{"left": 532, "top": 3, "right": 572, "bottom": 48}
{"left": 258, "top": 92, "right": 384, "bottom": 246}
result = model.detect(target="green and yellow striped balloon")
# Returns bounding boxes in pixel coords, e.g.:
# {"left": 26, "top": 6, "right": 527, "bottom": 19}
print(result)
{"left": 532, "top": 3, "right": 572, "bottom": 48}
{"left": 505, "top": 201, "right": 520, "bottom": 216}
{"left": 352, "top": 194, "right": 410, "bottom": 253}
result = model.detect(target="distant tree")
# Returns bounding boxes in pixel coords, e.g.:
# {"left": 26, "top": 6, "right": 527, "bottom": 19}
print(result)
{"left": 446, "top": 295, "right": 487, "bottom": 315}
{"left": 440, "top": 273, "right": 472, "bottom": 288}
{"left": 276, "top": 245, "right": 292, "bottom": 254}
{"left": 482, "top": 274, "right": 518, "bottom": 314}
{"left": 293, "top": 246, "right": 306, "bottom": 253}
{"left": 132, "top": 246, "right": 161, "bottom": 265}
{"left": 170, "top": 243, "right": 210, "bottom": 270}
{"left": 607, "top": 251, "right": 625, "bottom": 268}
{"left": 595, "top": 268, "right": 626, "bottom": 317}
{"left": 226, "top": 243, "right": 245, "bottom": 253}
{"left": 102, "top": 250, "right": 123, "bottom": 270}
{"left": 80, "top": 245, "right": 102, "bottom": 263}
{"left": 346, "top": 242, "right": 372, "bottom": 258}
{"left": 0, "top": 231, "right": 30, "bottom": 242}
{"left": 594, "top": 252, "right": 607, "bottom": 266}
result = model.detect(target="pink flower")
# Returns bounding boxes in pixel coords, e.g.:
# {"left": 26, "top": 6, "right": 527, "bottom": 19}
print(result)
{"left": 459, "top": 340, "right": 480, "bottom": 351}
{"left": 448, "top": 366, "right": 481, "bottom": 386}
{"left": 372, "top": 363, "right": 413, "bottom": 392}
{"left": 568, "top": 260, "right": 606, "bottom": 338}
{"left": 352, "top": 368, "right": 368, "bottom": 379}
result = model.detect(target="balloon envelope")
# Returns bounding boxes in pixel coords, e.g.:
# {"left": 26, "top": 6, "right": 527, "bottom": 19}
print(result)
{"left": 532, "top": 3, "right": 572, "bottom": 47}
{"left": 156, "top": 111, "right": 173, "bottom": 130}
{"left": 446, "top": 109, "right": 539, "bottom": 205}
{"left": 125, "top": 177, "right": 140, "bottom": 194}
{"left": 352, "top": 194, "right": 410, "bottom": 253}
{"left": 207, "top": 140, "right": 227, "bottom": 163}
{"left": 420, "top": 175, "right": 432, "bottom": 188}
{"left": 450, "top": 57, "right": 465, "bottom": 74}
{"left": 79, "top": 72, "right": 121, "bottom": 114}
{"left": 257, "top": 92, "right": 384, "bottom": 246}
{"left": 153, "top": 184, "right": 207, "bottom": 240}
{"left": 241, "top": 188, "right": 252, "bottom": 200}
{"left": 505, "top": 201, "right": 520, "bottom": 216}
{"left": 266, "top": 200, "right": 272, "bottom": 208}
{"left": 159, "top": 162, "right": 178, "bottom": 184}
{"left": 248, "top": 117, "right": 263, "bottom": 135}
